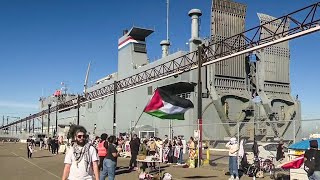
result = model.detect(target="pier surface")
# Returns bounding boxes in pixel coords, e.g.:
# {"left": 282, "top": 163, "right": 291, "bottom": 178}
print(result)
{"left": 0, "top": 143, "right": 273, "bottom": 180}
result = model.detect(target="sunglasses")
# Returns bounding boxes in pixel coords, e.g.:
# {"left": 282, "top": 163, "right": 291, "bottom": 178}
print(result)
{"left": 77, "top": 135, "right": 86, "bottom": 139}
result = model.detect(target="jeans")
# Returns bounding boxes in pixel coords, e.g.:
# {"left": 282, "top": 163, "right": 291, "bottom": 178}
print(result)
{"left": 99, "top": 156, "right": 105, "bottom": 170}
{"left": 100, "top": 159, "right": 116, "bottom": 180}
{"left": 309, "top": 171, "right": 320, "bottom": 180}
{"left": 178, "top": 149, "right": 183, "bottom": 164}
{"left": 129, "top": 153, "right": 137, "bottom": 168}
{"left": 27, "top": 148, "right": 32, "bottom": 158}
{"left": 229, "top": 156, "right": 238, "bottom": 177}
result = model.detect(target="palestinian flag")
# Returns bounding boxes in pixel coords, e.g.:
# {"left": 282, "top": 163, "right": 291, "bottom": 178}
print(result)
{"left": 144, "top": 88, "right": 194, "bottom": 120}
{"left": 278, "top": 155, "right": 304, "bottom": 169}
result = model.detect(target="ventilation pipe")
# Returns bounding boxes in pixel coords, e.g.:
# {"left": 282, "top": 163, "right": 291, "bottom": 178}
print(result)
{"left": 160, "top": 40, "right": 170, "bottom": 58}
{"left": 188, "top": 9, "right": 202, "bottom": 52}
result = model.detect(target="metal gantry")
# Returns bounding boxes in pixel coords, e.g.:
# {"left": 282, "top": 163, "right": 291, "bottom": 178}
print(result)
{"left": 1, "top": 2, "right": 320, "bottom": 130}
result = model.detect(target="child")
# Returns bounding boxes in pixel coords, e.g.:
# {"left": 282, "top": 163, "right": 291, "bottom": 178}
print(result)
{"left": 27, "top": 140, "right": 34, "bottom": 158}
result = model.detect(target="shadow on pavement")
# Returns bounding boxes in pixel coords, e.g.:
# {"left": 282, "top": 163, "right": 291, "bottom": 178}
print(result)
{"left": 32, "top": 155, "right": 54, "bottom": 159}
{"left": 116, "top": 168, "right": 132, "bottom": 175}
{"left": 209, "top": 160, "right": 217, "bottom": 166}
{"left": 212, "top": 155, "right": 228, "bottom": 161}
{"left": 0, "top": 155, "right": 19, "bottom": 158}
{"left": 184, "top": 175, "right": 217, "bottom": 179}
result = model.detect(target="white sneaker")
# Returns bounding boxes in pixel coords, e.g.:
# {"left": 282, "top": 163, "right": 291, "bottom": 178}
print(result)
{"left": 228, "top": 176, "right": 234, "bottom": 180}
{"left": 235, "top": 177, "right": 239, "bottom": 180}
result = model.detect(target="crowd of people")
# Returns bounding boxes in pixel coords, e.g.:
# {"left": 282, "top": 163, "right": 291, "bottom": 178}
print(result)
{"left": 59, "top": 125, "right": 199, "bottom": 180}
{"left": 22, "top": 128, "right": 320, "bottom": 180}
{"left": 26, "top": 135, "right": 64, "bottom": 158}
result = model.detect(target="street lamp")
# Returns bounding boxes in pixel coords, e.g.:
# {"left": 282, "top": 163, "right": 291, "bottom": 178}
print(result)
{"left": 55, "top": 97, "right": 60, "bottom": 136}
{"left": 48, "top": 103, "right": 52, "bottom": 137}
{"left": 93, "top": 124, "right": 97, "bottom": 135}
{"left": 28, "top": 114, "right": 31, "bottom": 134}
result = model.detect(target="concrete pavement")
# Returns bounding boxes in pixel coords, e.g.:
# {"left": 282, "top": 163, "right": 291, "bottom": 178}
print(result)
{"left": 0, "top": 143, "right": 273, "bottom": 180}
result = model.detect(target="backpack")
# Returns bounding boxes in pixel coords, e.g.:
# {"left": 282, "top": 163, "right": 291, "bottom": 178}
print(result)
{"left": 304, "top": 150, "right": 317, "bottom": 175}
{"left": 149, "top": 142, "right": 156, "bottom": 151}
{"left": 139, "top": 144, "right": 147, "bottom": 155}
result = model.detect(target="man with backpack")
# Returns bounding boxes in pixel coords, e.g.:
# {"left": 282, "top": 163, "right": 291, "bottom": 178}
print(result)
{"left": 304, "top": 140, "right": 320, "bottom": 180}
{"left": 97, "top": 133, "right": 108, "bottom": 170}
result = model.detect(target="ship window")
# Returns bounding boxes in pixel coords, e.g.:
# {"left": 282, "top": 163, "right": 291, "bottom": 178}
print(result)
{"left": 88, "top": 102, "right": 92, "bottom": 109}
{"left": 147, "top": 86, "right": 153, "bottom": 95}
{"left": 134, "top": 43, "right": 146, "bottom": 53}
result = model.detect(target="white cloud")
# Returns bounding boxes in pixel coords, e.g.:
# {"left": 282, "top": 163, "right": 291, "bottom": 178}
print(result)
{"left": 0, "top": 101, "right": 38, "bottom": 109}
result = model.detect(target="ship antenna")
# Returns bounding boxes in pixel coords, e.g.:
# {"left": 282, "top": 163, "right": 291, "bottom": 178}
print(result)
{"left": 166, "top": 0, "right": 169, "bottom": 41}
{"left": 84, "top": 61, "right": 91, "bottom": 94}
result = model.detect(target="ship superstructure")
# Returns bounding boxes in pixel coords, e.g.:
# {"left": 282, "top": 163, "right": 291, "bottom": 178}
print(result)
{"left": 2, "top": 0, "right": 313, "bottom": 144}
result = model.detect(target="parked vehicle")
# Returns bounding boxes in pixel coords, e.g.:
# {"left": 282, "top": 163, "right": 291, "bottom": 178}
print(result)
{"left": 33, "top": 133, "right": 46, "bottom": 146}
{"left": 244, "top": 142, "right": 288, "bottom": 166}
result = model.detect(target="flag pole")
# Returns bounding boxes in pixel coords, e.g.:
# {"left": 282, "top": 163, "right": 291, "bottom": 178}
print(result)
{"left": 197, "top": 45, "right": 203, "bottom": 168}
{"left": 130, "top": 109, "right": 144, "bottom": 137}
{"left": 130, "top": 88, "right": 157, "bottom": 137}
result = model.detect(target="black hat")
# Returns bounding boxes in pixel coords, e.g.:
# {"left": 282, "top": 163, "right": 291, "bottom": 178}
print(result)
{"left": 310, "top": 140, "right": 318, "bottom": 149}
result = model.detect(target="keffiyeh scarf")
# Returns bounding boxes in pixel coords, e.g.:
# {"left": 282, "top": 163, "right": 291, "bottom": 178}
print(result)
{"left": 73, "top": 143, "right": 92, "bottom": 171}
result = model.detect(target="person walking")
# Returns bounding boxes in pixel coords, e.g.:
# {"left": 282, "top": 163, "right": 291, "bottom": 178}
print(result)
{"left": 276, "top": 140, "right": 285, "bottom": 161}
{"left": 100, "top": 136, "right": 120, "bottom": 180}
{"left": 40, "top": 138, "right": 43, "bottom": 150}
{"left": 51, "top": 137, "right": 57, "bottom": 155}
{"left": 27, "top": 138, "right": 34, "bottom": 158}
{"left": 98, "top": 133, "right": 108, "bottom": 170}
{"left": 177, "top": 138, "right": 184, "bottom": 165}
{"left": 226, "top": 137, "right": 239, "bottom": 180}
{"left": 148, "top": 138, "right": 157, "bottom": 169}
{"left": 187, "top": 137, "right": 196, "bottom": 168}
{"left": 48, "top": 137, "right": 52, "bottom": 152}
{"left": 43, "top": 136, "right": 48, "bottom": 150}
{"left": 129, "top": 134, "right": 140, "bottom": 171}
{"left": 304, "top": 140, "right": 320, "bottom": 180}
{"left": 62, "top": 126, "right": 99, "bottom": 180}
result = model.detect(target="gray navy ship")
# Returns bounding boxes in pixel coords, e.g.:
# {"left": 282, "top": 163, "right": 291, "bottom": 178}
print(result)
{"left": 2, "top": 0, "right": 302, "bottom": 144}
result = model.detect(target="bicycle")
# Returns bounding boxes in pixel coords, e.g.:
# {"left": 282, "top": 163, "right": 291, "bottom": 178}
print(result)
{"left": 246, "top": 156, "right": 276, "bottom": 178}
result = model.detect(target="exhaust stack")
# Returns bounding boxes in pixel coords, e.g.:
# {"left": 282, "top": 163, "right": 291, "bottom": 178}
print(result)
{"left": 160, "top": 40, "right": 170, "bottom": 58}
{"left": 188, "top": 9, "right": 202, "bottom": 52}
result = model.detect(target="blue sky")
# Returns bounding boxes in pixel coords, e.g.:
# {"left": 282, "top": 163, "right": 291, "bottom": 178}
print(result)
{"left": 0, "top": 0, "right": 319, "bottom": 123}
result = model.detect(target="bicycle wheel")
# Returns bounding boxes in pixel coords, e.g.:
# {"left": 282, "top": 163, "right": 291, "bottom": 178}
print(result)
{"left": 247, "top": 165, "right": 257, "bottom": 177}
{"left": 269, "top": 164, "right": 276, "bottom": 178}
{"left": 256, "top": 170, "right": 264, "bottom": 178}
{"left": 262, "top": 159, "right": 272, "bottom": 172}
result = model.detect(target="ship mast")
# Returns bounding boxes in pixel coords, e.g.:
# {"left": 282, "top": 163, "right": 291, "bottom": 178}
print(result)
{"left": 166, "top": 0, "right": 169, "bottom": 41}
{"left": 160, "top": 0, "right": 171, "bottom": 58}
{"left": 83, "top": 61, "right": 91, "bottom": 94}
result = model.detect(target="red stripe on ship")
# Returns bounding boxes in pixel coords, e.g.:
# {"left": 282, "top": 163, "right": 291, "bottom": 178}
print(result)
{"left": 118, "top": 36, "right": 134, "bottom": 47}
{"left": 144, "top": 89, "right": 164, "bottom": 112}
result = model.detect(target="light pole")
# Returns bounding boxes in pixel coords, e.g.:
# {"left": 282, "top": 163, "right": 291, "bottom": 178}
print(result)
{"left": 197, "top": 45, "right": 203, "bottom": 167}
{"left": 93, "top": 124, "right": 97, "bottom": 135}
{"left": 32, "top": 117, "right": 34, "bottom": 134}
{"left": 41, "top": 113, "right": 44, "bottom": 134}
{"left": 28, "top": 115, "right": 31, "bottom": 134}
{"left": 55, "top": 98, "right": 59, "bottom": 136}
{"left": 5, "top": 116, "right": 20, "bottom": 135}
{"left": 113, "top": 81, "right": 117, "bottom": 136}
{"left": 77, "top": 95, "right": 80, "bottom": 125}
{"left": 48, "top": 104, "right": 51, "bottom": 137}
{"left": 6, "top": 116, "right": 9, "bottom": 134}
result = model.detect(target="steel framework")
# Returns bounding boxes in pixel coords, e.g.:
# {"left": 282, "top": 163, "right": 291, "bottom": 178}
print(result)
{"left": 1, "top": 2, "right": 320, "bottom": 130}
